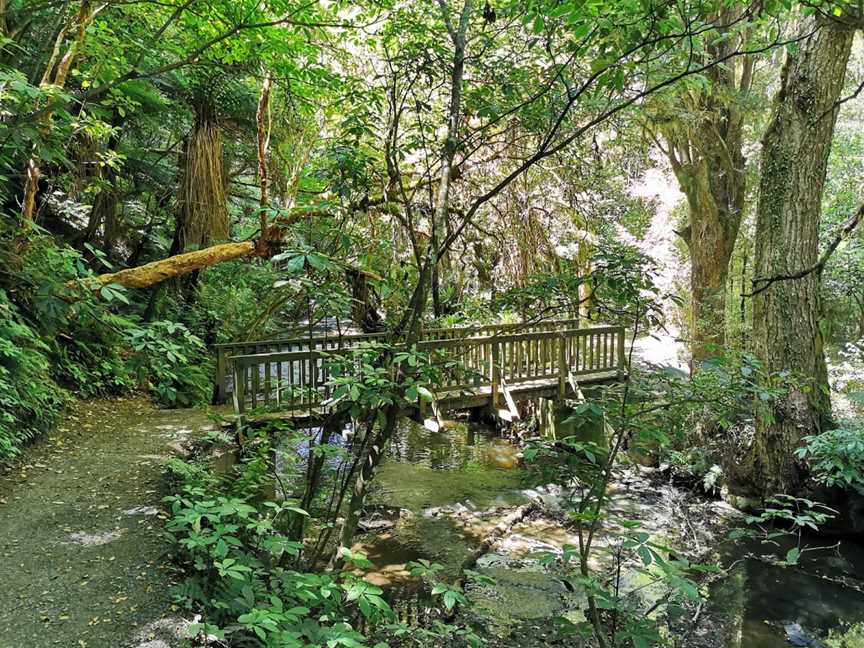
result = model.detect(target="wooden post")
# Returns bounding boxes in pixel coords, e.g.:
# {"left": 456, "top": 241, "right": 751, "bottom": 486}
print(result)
{"left": 617, "top": 326, "right": 626, "bottom": 377}
{"left": 490, "top": 340, "right": 500, "bottom": 407}
{"left": 233, "top": 359, "right": 247, "bottom": 415}
{"left": 215, "top": 347, "right": 227, "bottom": 403}
{"left": 557, "top": 334, "right": 567, "bottom": 399}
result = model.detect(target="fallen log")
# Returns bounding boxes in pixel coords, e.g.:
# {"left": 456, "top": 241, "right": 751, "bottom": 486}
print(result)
{"left": 462, "top": 501, "right": 538, "bottom": 571}
{"left": 77, "top": 240, "right": 258, "bottom": 289}
{"left": 71, "top": 209, "right": 333, "bottom": 291}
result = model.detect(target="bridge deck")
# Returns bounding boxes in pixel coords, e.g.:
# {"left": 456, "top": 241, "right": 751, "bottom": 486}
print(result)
{"left": 218, "top": 321, "right": 627, "bottom": 419}
{"left": 435, "top": 369, "right": 621, "bottom": 409}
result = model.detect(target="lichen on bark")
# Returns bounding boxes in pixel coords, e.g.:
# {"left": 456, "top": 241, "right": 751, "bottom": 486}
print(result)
{"left": 746, "top": 14, "right": 856, "bottom": 496}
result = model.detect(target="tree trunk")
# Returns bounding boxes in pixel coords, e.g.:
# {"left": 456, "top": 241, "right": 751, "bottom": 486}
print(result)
{"left": 339, "top": 406, "right": 400, "bottom": 550}
{"left": 676, "top": 159, "right": 743, "bottom": 367}
{"left": 73, "top": 209, "right": 328, "bottom": 292}
{"left": 854, "top": 294, "right": 864, "bottom": 339}
{"left": 658, "top": 12, "right": 751, "bottom": 368}
{"left": 749, "top": 15, "right": 855, "bottom": 496}
{"left": 176, "top": 105, "right": 229, "bottom": 252}
{"left": 429, "top": 0, "right": 472, "bottom": 321}
{"left": 21, "top": 0, "right": 98, "bottom": 224}
{"left": 80, "top": 241, "right": 257, "bottom": 289}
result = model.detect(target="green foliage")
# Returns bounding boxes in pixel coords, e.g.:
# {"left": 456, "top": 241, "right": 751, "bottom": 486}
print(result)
{"left": 192, "top": 260, "right": 285, "bottom": 342}
{"left": 126, "top": 320, "right": 210, "bottom": 407}
{"left": 14, "top": 230, "right": 134, "bottom": 396}
{"left": 734, "top": 494, "right": 837, "bottom": 565}
{"left": 164, "top": 435, "right": 396, "bottom": 647}
{"left": 0, "top": 228, "right": 141, "bottom": 458}
{"left": 326, "top": 343, "right": 438, "bottom": 417}
{"left": 164, "top": 428, "right": 485, "bottom": 647}
{"left": 621, "top": 350, "right": 797, "bottom": 487}
{"left": 796, "top": 424, "right": 864, "bottom": 489}
{"left": 826, "top": 622, "right": 864, "bottom": 648}
{"left": 0, "top": 289, "right": 67, "bottom": 461}
{"left": 744, "top": 494, "right": 836, "bottom": 533}
{"left": 523, "top": 382, "right": 711, "bottom": 646}
{"left": 532, "top": 524, "right": 707, "bottom": 648}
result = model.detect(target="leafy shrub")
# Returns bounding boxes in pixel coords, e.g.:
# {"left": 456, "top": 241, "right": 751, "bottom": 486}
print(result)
{"left": 126, "top": 320, "right": 210, "bottom": 407}
{"left": 164, "top": 434, "right": 397, "bottom": 647}
{"left": 827, "top": 622, "right": 864, "bottom": 647}
{"left": 0, "top": 289, "right": 67, "bottom": 460}
{"left": 7, "top": 229, "right": 136, "bottom": 395}
{"left": 165, "top": 428, "right": 485, "bottom": 647}
{"left": 796, "top": 424, "right": 864, "bottom": 489}
{"left": 191, "top": 260, "right": 284, "bottom": 342}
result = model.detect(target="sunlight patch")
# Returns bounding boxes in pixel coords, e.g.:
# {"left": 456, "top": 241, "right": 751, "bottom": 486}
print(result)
{"left": 67, "top": 529, "right": 124, "bottom": 546}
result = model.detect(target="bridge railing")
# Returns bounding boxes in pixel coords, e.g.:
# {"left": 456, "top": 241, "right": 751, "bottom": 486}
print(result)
{"left": 229, "top": 324, "right": 625, "bottom": 415}
{"left": 213, "top": 318, "right": 579, "bottom": 402}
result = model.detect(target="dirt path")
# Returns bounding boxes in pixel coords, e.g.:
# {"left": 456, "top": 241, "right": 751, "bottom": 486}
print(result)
{"left": 0, "top": 396, "right": 218, "bottom": 648}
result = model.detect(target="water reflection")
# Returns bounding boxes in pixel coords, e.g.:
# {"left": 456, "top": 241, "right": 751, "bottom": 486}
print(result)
{"left": 713, "top": 530, "right": 864, "bottom": 647}
{"left": 387, "top": 418, "right": 522, "bottom": 472}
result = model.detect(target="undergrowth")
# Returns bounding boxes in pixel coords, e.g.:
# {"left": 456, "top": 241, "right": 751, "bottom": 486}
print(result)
{"left": 0, "top": 226, "right": 212, "bottom": 461}
{"left": 163, "top": 426, "right": 484, "bottom": 647}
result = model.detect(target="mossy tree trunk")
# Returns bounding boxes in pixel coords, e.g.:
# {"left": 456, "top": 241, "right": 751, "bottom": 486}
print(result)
{"left": 749, "top": 15, "right": 855, "bottom": 496}
{"left": 655, "top": 11, "right": 752, "bottom": 369}
{"left": 673, "top": 155, "right": 744, "bottom": 368}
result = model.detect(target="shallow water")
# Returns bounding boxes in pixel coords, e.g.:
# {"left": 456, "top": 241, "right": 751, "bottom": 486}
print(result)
{"left": 709, "top": 530, "right": 864, "bottom": 647}
{"left": 352, "top": 416, "right": 864, "bottom": 646}
{"left": 354, "top": 419, "right": 527, "bottom": 585}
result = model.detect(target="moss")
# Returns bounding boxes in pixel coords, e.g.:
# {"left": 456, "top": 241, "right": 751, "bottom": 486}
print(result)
{"left": 827, "top": 623, "right": 864, "bottom": 648}
{"left": 466, "top": 565, "right": 586, "bottom": 640}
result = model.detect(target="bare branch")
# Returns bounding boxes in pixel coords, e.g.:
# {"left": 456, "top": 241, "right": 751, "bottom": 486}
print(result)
{"left": 745, "top": 202, "right": 864, "bottom": 298}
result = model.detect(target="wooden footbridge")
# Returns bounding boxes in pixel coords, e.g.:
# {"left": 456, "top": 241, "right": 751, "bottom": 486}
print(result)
{"left": 214, "top": 319, "right": 627, "bottom": 426}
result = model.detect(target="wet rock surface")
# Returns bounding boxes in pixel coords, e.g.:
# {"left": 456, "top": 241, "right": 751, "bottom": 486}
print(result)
{"left": 0, "top": 396, "right": 217, "bottom": 648}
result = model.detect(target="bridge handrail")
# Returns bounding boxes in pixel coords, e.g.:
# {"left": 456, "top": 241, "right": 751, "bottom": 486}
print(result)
{"left": 213, "top": 318, "right": 581, "bottom": 401}
{"left": 229, "top": 325, "right": 626, "bottom": 414}
{"left": 225, "top": 327, "right": 605, "bottom": 362}
{"left": 214, "top": 318, "right": 580, "bottom": 349}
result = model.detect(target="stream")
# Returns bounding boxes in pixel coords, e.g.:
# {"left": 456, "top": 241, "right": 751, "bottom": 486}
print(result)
{"left": 346, "top": 418, "right": 864, "bottom": 647}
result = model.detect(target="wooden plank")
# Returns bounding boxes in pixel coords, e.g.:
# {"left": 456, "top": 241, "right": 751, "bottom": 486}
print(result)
{"left": 568, "top": 369, "right": 580, "bottom": 396}
{"left": 501, "top": 380, "right": 520, "bottom": 421}
{"left": 617, "top": 327, "right": 626, "bottom": 376}
{"left": 424, "top": 397, "right": 446, "bottom": 432}
{"left": 276, "top": 354, "right": 283, "bottom": 406}
{"left": 213, "top": 318, "right": 584, "bottom": 358}
{"left": 264, "top": 359, "right": 272, "bottom": 407}
{"left": 299, "top": 352, "right": 307, "bottom": 407}
{"left": 252, "top": 358, "right": 260, "bottom": 409}
{"left": 490, "top": 341, "right": 500, "bottom": 407}
{"left": 233, "top": 359, "right": 247, "bottom": 414}
{"left": 557, "top": 336, "right": 567, "bottom": 399}
{"left": 215, "top": 348, "right": 228, "bottom": 403}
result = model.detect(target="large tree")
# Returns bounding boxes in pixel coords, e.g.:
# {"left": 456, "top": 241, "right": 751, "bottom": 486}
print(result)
{"left": 648, "top": 9, "right": 754, "bottom": 368}
{"left": 748, "top": 7, "right": 858, "bottom": 495}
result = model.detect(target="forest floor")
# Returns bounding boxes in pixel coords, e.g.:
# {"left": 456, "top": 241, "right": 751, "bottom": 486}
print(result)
{"left": 0, "top": 396, "right": 217, "bottom": 648}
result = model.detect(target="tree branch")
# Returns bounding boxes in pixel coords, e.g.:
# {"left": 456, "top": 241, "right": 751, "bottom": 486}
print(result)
{"left": 745, "top": 202, "right": 864, "bottom": 298}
